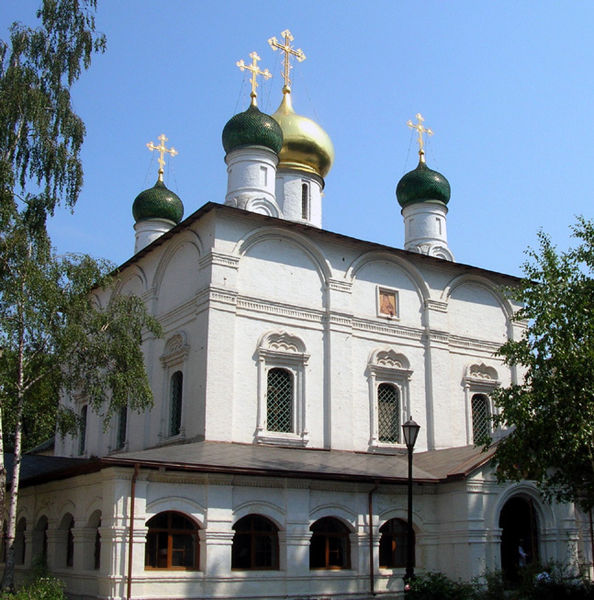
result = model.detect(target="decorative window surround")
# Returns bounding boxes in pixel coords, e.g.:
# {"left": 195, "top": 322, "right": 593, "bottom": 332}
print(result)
{"left": 367, "top": 349, "right": 412, "bottom": 451}
{"left": 160, "top": 332, "right": 190, "bottom": 442}
{"left": 463, "top": 363, "right": 500, "bottom": 445}
{"left": 256, "top": 331, "right": 310, "bottom": 446}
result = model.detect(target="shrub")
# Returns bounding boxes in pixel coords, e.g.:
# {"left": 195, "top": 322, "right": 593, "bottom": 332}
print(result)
{"left": 0, "top": 576, "right": 66, "bottom": 600}
{"left": 407, "top": 572, "right": 477, "bottom": 600}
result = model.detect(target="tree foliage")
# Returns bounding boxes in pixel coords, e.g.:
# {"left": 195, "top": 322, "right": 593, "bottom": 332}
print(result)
{"left": 0, "top": 0, "right": 105, "bottom": 226}
{"left": 0, "top": 1, "right": 161, "bottom": 590}
{"left": 490, "top": 217, "right": 594, "bottom": 512}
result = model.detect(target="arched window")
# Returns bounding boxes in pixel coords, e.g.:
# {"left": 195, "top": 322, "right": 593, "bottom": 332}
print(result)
{"left": 14, "top": 518, "right": 25, "bottom": 566}
{"left": 309, "top": 517, "right": 351, "bottom": 570}
{"left": 79, "top": 405, "right": 88, "bottom": 455}
{"left": 145, "top": 511, "right": 199, "bottom": 570}
{"left": 170, "top": 371, "right": 183, "bottom": 437}
{"left": 471, "top": 393, "right": 490, "bottom": 442}
{"left": 266, "top": 368, "right": 293, "bottom": 433}
{"left": 379, "top": 518, "right": 413, "bottom": 568}
{"left": 232, "top": 515, "right": 279, "bottom": 570}
{"left": 378, "top": 383, "right": 400, "bottom": 443}
{"left": 88, "top": 511, "right": 102, "bottom": 571}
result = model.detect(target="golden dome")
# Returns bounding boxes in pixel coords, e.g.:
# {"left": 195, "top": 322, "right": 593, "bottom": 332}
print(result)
{"left": 272, "top": 91, "right": 334, "bottom": 179}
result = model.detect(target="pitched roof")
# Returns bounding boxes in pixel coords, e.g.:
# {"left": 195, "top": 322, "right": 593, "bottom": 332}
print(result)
{"left": 15, "top": 441, "right": 496, "bottom": 487}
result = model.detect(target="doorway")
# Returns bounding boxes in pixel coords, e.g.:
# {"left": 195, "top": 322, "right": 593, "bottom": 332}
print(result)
{"left": 499, "top": 495, "right": 539, "bottom": 584}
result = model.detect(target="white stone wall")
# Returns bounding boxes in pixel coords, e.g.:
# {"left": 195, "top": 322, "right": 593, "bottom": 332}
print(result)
{"left": 55, "top": 207, "right": 519, "bottom": 458}
{"left": 10, "top": 467, "right": 589, "bottom": 600}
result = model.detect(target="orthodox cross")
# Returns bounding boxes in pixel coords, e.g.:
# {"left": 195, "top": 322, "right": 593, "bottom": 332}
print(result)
{"left": 146, "top": 134, "right": 178, "bottom": 182}
{"left": 236, "top": 51, "right": 272, "bottom": 106}
{"left": 407, "top": 113, "right": 433, "bottom": 160}
{"left": 268, "top": 29, "right": 306, "bottom": 91}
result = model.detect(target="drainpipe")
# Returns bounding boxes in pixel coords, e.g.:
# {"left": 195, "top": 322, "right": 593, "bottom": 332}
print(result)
{"left": 127, "top": 463, "right": 140, "bottom": 600}
{"left": 368, "top": 483, "right": 379, "bottom": 596}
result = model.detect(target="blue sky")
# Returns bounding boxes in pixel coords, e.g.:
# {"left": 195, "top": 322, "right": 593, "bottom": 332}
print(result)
{"left": 3, "top": 1, "right": 594, "bottom": 276}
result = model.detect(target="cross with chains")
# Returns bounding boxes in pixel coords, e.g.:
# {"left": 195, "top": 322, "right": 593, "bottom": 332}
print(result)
{"left": 268, "top": 29, "right": 305, "bottom": 91}
{"left": 236, "top": 52, "right": 272, "bottom": 105}
{"left": 407, "top": 113, "right": 433, "bottom": 156}
{"left": 146, "top": 134, "right": 178, "bottom": 181}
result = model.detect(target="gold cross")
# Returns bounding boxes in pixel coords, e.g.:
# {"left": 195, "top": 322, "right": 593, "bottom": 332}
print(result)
{"left": 268, "top": 29, "right": 305, "bottom": 92}
{"left": 146, "top": 134, "right": 178, "bottom": 182}
{"left": 407, "top": 113, "right": 433, "bottom": 160}
{"left": 236, "top": 51, "right": 272, "bottom": 106}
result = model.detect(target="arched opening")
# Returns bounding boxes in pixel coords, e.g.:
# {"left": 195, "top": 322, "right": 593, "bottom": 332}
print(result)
{"left": 499, "top": 495, "right": 539, "bottom": 584}
{"left": 14, "top": 518, "right": 25, "bottom": 566}
{"left": 32, "top": 516, "right": 48, "bottom": 566}
{"left": 88, "top": 510, "right": 102, "bottom": 571}
{"left": 232, "top": 514, "right": 279, "bottom": 570}
{"left": 145, "top": 511, "right": 199, "bottom": 570}
{"left": 309, "top": 517, "right": 351, "bottom": 570}
{"left": 379, "top": 518, "right": 413, "bottom": 568}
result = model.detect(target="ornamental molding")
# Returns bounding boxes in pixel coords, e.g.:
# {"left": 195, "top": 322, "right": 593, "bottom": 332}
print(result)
{"left": 425, "top": 299, "right": 448, "bottom": 313}
{"left": 238, "top": 295, "right": 323, "bottom": 324}
{"left": 258, "top": 330, "right": 307, "bottom": 355}
{"left": 160, "top": 331, "right": 190, "bottom": 366}
{"left": 328, "top": 278, "right": 353, "bottom": 293}
{"left": 370, "top": 348, "right": 410, "bottom": 371}
{"left": 447, "top": 334, "right": 501, "bottom": 353}
{"left": 464, "top": 362, "right": 500, "bottom": 389}
{"left": 353, "top": 318, "right": 423, "bottom": 342}
{"left": 199, "top": 251, "right": 240, "bottom": 270}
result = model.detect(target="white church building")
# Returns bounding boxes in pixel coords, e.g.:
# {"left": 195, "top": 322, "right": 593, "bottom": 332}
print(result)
{"left": 7, "top": 32, "right": 591, "bottom": 600}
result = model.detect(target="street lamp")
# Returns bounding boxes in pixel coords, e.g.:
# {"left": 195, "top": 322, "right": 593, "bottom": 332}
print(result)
{"left": 402, "top": 416, "right": 420, "bottom": 590}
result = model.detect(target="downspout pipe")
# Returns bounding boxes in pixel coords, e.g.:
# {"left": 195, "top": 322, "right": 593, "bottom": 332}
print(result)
{"left": 368, "top": 483, "right": 379, "bottom": 596}
{"left": 127, "top": 463, "right": 140, "bottom": 600}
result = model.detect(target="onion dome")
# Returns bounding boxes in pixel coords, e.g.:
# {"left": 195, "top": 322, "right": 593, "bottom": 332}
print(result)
{"left": 222, "top": 104, "right": 283, "bottom": 155}
{"left": 396, "top": 157, "right": 451, "bottom": 208}
{"left": 272, "top": 91, "right": 334, "bottom": 179}
{"left": 133, "top": 179, "right": 184, "bottom": 225}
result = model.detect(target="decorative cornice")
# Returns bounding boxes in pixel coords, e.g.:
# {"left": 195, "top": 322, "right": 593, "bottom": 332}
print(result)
{"left": 328, "top": 278, "right": 352, "bottom": 293}
{"left": 425, "top": 299, "right": 448, "bottom": 313}
{"left": 353, "top": 318, "right": 423, "bottom": 341}
{"left": 199, "top": 251, "right": 240, "bottom": 270}
{"left": 238, "top": 295, "right": 323, "bottom": 323}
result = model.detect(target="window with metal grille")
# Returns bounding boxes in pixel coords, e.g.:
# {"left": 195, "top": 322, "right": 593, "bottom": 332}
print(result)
{"left": 471, "top": 393, "right": 490, "bottom": 442}
{"left": 169, "top": 371, "right": 183, "bottom": 437}
{"left": 379, "top": 518, "right": 413, "bottom": 568}
{"left": 266, "top": 368, "right": 293, "bottom": 433}
{"left": 232, "top": 515, "right": 279, "bottom": 570}
{"left": 378, "top": 383, "right": 400, "bottom": 443}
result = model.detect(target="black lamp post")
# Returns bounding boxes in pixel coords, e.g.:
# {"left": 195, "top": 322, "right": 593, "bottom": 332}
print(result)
{"left": 402, "top": 416, "right": 420, "bottom": 590}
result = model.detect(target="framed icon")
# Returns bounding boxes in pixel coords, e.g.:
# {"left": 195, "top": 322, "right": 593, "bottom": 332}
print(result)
{"left": 377, "top": 287, "right": 398, "bottom": 318}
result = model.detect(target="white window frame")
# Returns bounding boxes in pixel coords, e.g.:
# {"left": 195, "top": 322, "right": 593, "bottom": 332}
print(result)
{"left": 160, "top": 331, "right": 190, "bottom": 442}
{"left": 463, "top": 363, "right": 500, "bottom": 444}
{"left": 367, "top": 349, "right": 412, "bottom": 450}
{"left": 256, "top": 331, "right": 309, "bottom": 446}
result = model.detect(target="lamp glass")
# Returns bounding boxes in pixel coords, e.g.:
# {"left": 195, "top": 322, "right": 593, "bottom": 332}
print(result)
{"left": 402, "top": 417, "right": 420, "bottom": 449}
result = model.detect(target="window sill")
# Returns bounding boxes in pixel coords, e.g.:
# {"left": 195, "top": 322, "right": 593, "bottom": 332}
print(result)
{"left": 256, "top": 432, "right": 309, "bottom": 447}
{"left": 369, "top": 442, "right": 406, "bottom": 454}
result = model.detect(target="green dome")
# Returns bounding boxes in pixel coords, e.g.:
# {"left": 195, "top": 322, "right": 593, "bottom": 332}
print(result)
{"left": 396, "top": 159, "right": 451, "bottom": 208}
{"left": 222, "top": 104, "right": 283, "bottom": 155}
{"left": 132, "top": 179, "right": 184, "bottom": 224}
